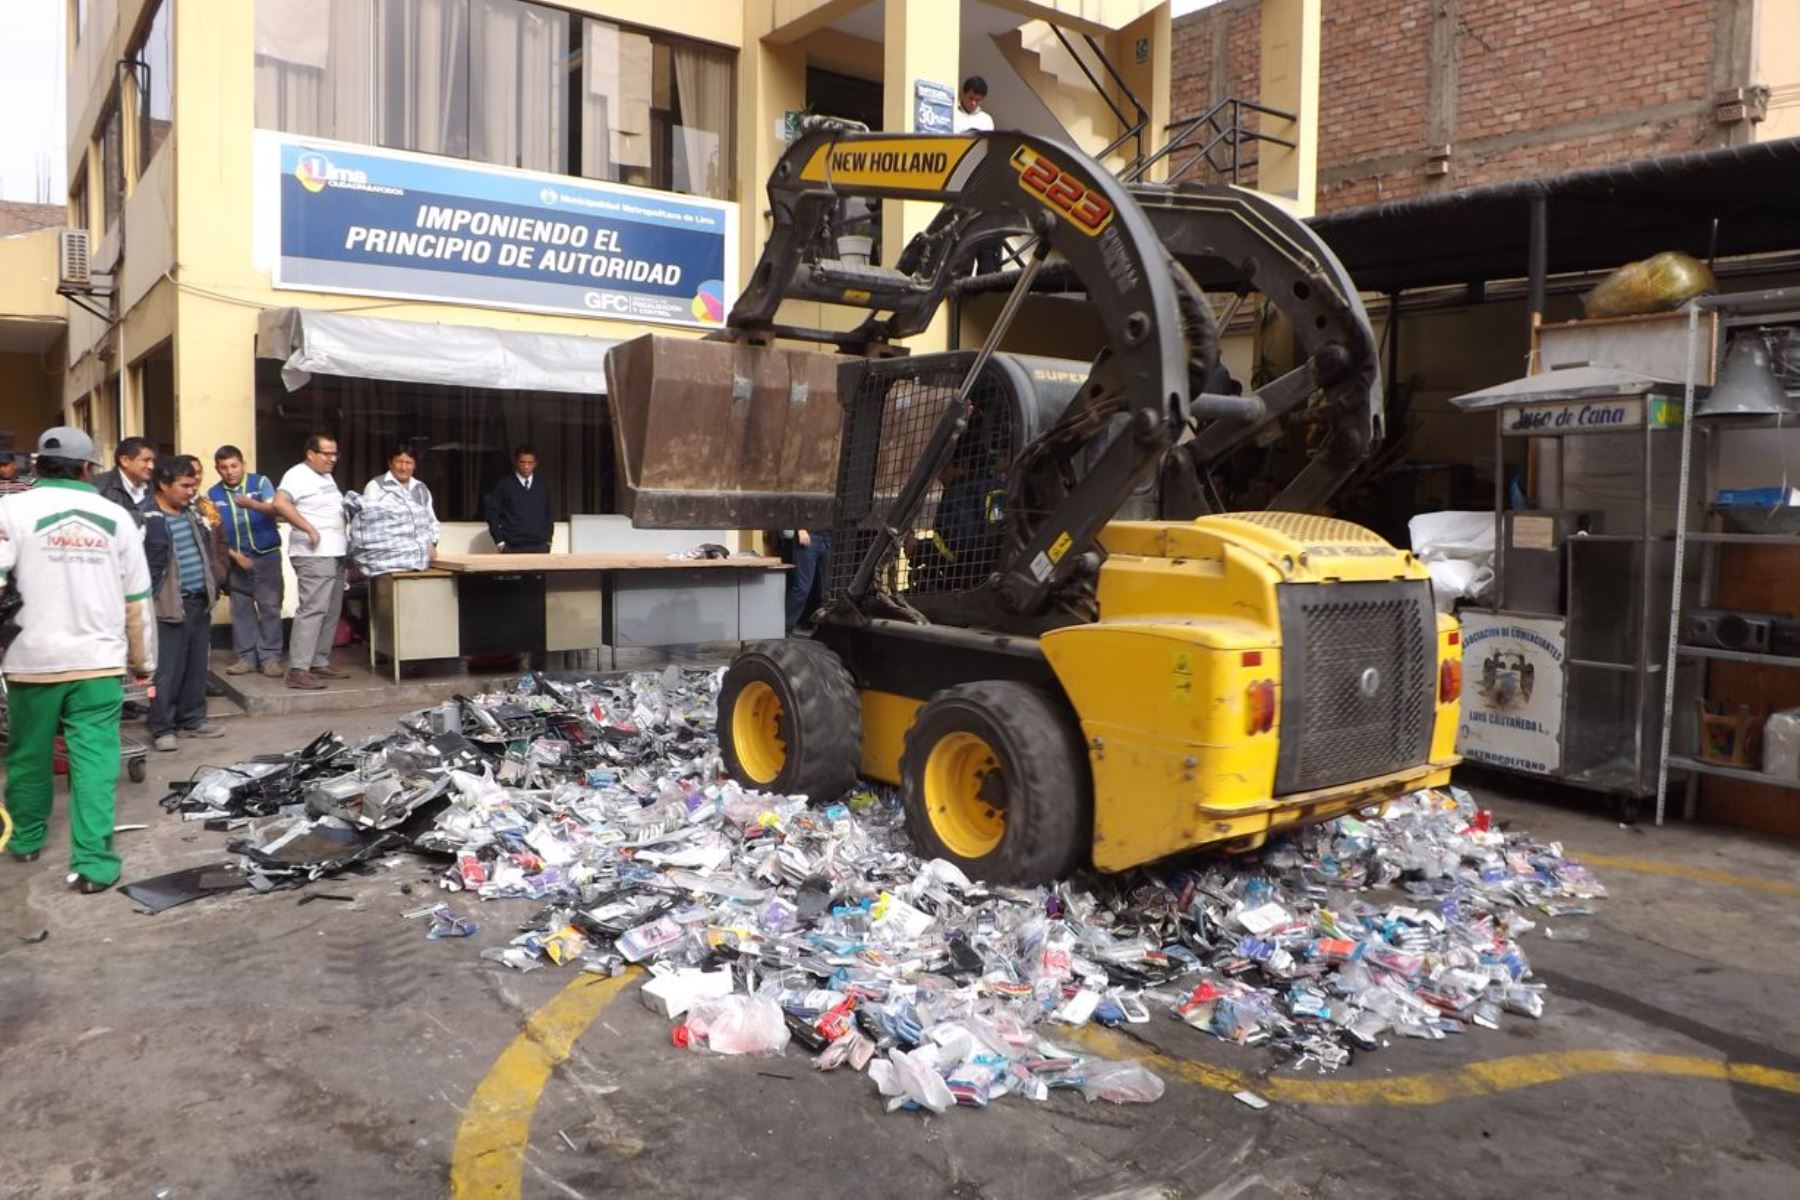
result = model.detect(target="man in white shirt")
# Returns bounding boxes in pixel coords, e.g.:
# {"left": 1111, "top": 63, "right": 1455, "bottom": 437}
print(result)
{"left": 952, "top": 76, "right": 994, "bottom": 133}
{"left": 0, "top": 427, "right": 155, "bottom": 893}
{"left": 953, "top": 77, "right": 1004, "bottom": 274}
{"left": 272, "top": 434, "right": 349, "bottom": 691}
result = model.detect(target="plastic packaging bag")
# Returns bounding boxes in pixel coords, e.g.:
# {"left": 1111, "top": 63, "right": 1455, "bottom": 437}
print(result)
{"left": 1583, "top": 251, "right": 1714, "bottom": 318}
{"left": 869, "top": 1047, "right": 955, "bottom": 1113}
{"left": 680, "top": 995, "right": 790, "bottom": 1056}
{"left": 1076, "top": 1060, "right": 1166, "bottom": 1104}
{"left": 1763, "top": 708, "right": 1800, "bottom": 780}
{"left": 1408, "top": 511, "right": 1496, "bottom": 612}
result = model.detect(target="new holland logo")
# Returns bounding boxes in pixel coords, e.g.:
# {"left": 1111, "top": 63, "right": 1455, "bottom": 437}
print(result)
{"left": 798, "top": 136, "right": 976, "bottom": 193}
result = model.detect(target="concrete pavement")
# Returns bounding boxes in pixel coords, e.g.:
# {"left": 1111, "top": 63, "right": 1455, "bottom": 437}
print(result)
{"left": 1, "top": 705, "right": 1796, "bottom": 1198}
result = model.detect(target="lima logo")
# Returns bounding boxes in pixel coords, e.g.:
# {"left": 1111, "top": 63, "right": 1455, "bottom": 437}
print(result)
{"left": 295, "top": 151, "right": 367, "bottom": 193}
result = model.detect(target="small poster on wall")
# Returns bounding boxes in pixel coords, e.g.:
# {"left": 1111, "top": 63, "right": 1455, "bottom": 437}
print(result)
{"left": 914, "top": 79, "right": 955, "bottom": 134}
{"left": 1457, "top": 612, "right": 1566, "bottom": 775}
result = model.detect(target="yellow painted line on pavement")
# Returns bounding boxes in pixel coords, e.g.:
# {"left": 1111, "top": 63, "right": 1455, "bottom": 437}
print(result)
{"left": 1067, "top": 1025, "right": 1800, "bottom": 1106}
{"left": 1574, "top": 851, "right": 1800, "bottom": 899}
{"left": 450, "top": 969, "right": 640, "bottom": 1200}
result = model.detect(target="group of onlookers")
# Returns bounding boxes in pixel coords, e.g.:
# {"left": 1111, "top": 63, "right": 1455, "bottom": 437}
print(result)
{"left": 0, "top": 427, "right": 552, "bottom": 894}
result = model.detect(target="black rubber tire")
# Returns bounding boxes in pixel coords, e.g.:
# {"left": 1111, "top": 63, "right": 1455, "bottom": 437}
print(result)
{"left": 717, "top": 639, "right": 861, "bottom": 802}
{"left": 900, "top": 681, "right": 1091, "bottom": 885}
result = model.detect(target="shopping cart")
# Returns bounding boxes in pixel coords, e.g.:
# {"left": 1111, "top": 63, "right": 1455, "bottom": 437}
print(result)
{"left": 0, "top": 675, "right": 153, "bottom": 787}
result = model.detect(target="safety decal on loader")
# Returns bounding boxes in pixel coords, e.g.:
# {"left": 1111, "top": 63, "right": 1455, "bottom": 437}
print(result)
{"left": 1009, "top": 146, "right": 1115, "bottom": 236}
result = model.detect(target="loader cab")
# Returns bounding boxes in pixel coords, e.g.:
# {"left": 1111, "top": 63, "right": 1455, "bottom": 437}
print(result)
{"left": 826, "top": 350, "right": 1088, "bottom": 629}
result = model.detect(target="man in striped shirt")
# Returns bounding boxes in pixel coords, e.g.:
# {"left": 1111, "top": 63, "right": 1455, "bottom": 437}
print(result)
{"left": 143, "top": 457, "right": 227, "bottom": 751}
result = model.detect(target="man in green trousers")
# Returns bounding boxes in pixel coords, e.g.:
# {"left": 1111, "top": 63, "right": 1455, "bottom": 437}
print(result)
{"left": 0, "top": 427, "right": 155, "bottom": 892}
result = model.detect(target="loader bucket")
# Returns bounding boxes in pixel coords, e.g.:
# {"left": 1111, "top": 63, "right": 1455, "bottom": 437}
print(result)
{"left": 603, "top": 335, "right": 846, "bottom": 529}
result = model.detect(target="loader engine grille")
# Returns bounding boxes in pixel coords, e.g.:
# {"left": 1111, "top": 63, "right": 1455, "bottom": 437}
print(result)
{"left": 828, "top": 358, "right": 1018, "bottom": 601}
{"left": 1273, "top": 580, "right": 1436, "bottom": 795}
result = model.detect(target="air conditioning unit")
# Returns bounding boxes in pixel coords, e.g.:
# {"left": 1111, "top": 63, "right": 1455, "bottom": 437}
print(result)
{"left": 58, "top": 228, "right": 92, "bottom": 291}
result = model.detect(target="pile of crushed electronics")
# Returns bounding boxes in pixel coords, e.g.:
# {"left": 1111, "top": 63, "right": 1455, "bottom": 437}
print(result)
{"left": 132, "top": 668, "right": 1605, "bottom": 1115}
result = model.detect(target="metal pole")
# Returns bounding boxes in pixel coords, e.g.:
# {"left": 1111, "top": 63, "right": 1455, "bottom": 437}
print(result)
{"left": 1654, "top": 305, "right": 1703, "bottom": 826}
{"left": 1633, "top": 399, "right": 1652, "bottom": 793}
{"left": 1527, "top": 193, "right": 1548, "bottom": 330}
{"left": 1385, "top": 291, "right": 1402, "bottom": 427}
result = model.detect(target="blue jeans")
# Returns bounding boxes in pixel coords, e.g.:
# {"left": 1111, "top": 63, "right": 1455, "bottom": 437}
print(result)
{"left": 784, "top": 533, "right": 830, "bottom": 632}
{"left": 148, "top": 593, "right": 212, "bottom": 735}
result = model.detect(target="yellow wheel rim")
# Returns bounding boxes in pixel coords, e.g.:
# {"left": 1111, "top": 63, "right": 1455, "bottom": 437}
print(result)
{"left": 924, "top": 731, "right": 1006, "bottom": 858}
{"left": 732, "top": 680, "right": 787, "bottom": 784}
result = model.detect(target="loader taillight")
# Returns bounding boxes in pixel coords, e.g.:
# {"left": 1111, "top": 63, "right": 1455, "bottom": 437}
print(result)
{"left": 1439, "top": 659, "right": 1462, "bottom": 704}
{"left": 1245, "top": 679, "right": 1276, "bottom": 735}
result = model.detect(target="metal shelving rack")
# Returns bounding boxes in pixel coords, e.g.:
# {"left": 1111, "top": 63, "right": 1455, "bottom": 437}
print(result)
{"left": 1655, "top": 288, "right": 1800, "bottom": 824}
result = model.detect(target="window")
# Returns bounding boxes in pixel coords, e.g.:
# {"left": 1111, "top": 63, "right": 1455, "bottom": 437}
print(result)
{"left": 470, "top": 0, "right": 566, "bottom": 173}
{"left": 254, "top": 0, "right": 732, "bottom": 200}
{"left": 254, "top": 0, "right": 375, "bottom": 143}
{"left": 255, "top": 362, "right": 613, "bottom": 522}
{"left": 100, "top": 100, "right": 123, "bottom": 234}
{"left": 375, "top": 0, "right": 470, "bottom": 158}
{"left": 579, "top": 19, "right": 733, "bottom": 200}
{"left": 69, "top": 170, "right": 88, "bottom": 232}
{"left": 134, "top": 0, "right": 174, "bottom": 176}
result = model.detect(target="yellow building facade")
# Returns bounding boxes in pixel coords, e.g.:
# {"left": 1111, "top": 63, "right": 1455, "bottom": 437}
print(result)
{"left": 58, "top": 0, "right": 1179, "bottom": 531}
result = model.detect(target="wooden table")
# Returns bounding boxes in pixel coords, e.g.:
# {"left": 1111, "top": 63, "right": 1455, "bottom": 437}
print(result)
{"left": 372, "top": 553, "right": 788, "bottom": 677}
{"left": 433, "top": 553, "right": 785, "bottom": 572}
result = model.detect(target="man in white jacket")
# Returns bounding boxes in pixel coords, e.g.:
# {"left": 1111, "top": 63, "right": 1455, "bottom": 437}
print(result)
{"left": 0, "top": 427, "right": 155, "bottom": 893}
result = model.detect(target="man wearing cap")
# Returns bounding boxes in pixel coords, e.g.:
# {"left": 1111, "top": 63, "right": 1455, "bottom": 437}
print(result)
{"left": 0, "top": 427, "right": 155, "bottom": 894}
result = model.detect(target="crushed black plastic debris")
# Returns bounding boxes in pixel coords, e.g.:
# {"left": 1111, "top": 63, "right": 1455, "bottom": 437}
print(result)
{"left": 119, "top": 862, "right": 250, "bottom": 913}
{"left": 145, "top": 666, "right": 1606, "bottom": 1112}
{"left": 20, "top": 929, "right": 49, "bottom": 944}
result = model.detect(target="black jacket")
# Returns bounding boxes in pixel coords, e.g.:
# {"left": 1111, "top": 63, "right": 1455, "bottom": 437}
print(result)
{"left": 485, "top": 474, "right": 553, "bottom": 549}
{"left": 93, "top": 468, "right": 149, "bottom": 527}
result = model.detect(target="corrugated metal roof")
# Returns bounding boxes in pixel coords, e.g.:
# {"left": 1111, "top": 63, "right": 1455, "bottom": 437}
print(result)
{"left": 1309, "top": 137, "right": 1800, "bottom": 292}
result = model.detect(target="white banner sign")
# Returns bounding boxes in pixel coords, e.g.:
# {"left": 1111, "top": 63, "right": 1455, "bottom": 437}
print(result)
{"left": 1502, "top": 399, "right": 1641, "bottom": 435}
{"left": 1457, "top": 612, "right": 1565, "bottom": 775}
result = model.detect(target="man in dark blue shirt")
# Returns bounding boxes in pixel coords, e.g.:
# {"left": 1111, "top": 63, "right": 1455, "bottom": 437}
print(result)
{"left": 207, "top": 445, "right": 286, "bottom": 677}
{"left": 485, "top": 444, "right": 553, "bottom": 553}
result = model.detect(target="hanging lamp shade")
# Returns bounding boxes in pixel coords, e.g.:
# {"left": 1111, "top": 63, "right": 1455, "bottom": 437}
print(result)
{"left": 1698, "top": 334, "right": 1795, "bottom": 417}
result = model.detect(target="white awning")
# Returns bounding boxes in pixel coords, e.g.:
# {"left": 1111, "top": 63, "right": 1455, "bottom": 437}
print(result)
{"left": 255, "top": 308, "right": 617, "bottom": 395}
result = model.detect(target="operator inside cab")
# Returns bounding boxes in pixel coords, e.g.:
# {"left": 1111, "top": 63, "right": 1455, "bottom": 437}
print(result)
{"left": 908, "top": 417, "right": 1006, "bottom": 592}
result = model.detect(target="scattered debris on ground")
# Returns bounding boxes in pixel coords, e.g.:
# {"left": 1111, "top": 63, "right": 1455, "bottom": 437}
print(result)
{"left": 143, "top": 668, "right": 1604, "bottom": 1112}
